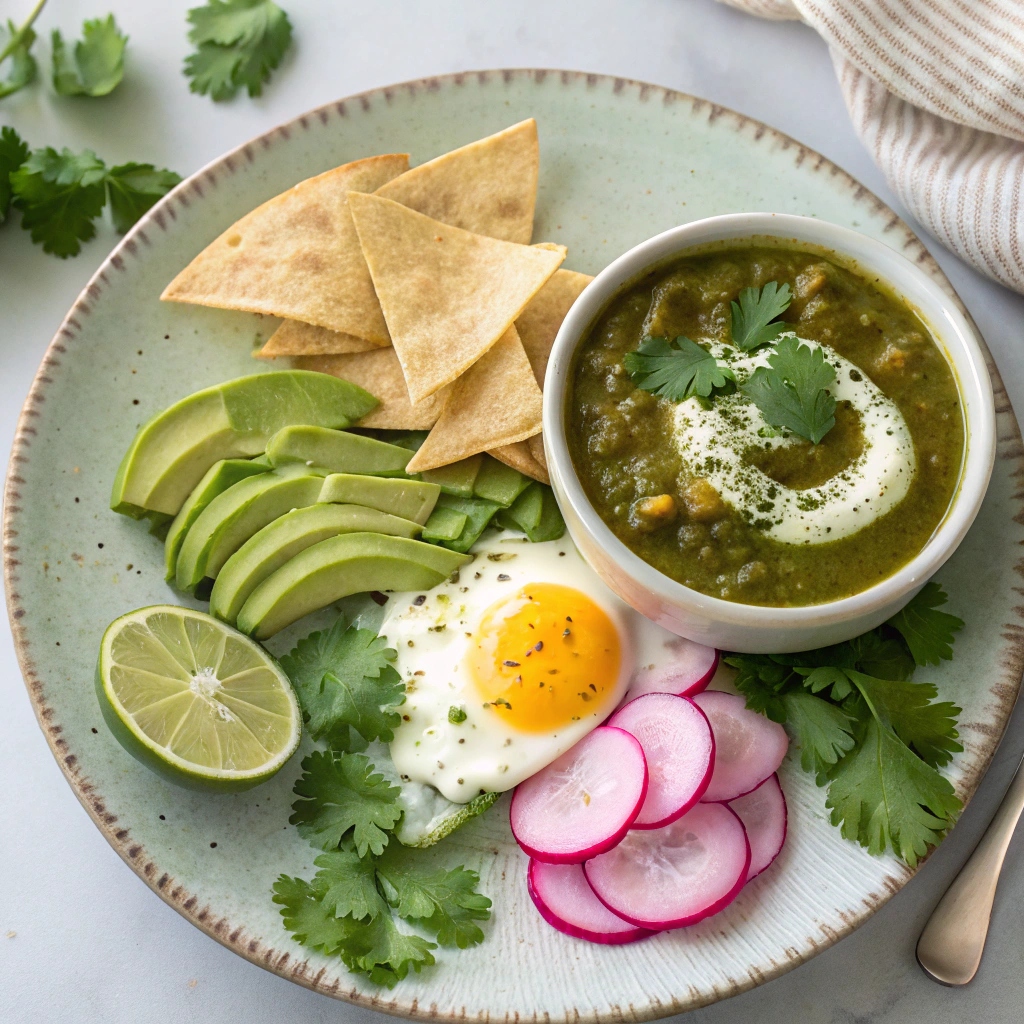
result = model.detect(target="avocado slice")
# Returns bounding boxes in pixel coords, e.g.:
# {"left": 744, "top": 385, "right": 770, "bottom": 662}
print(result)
{"left": 111, "top": 371, "right": 377, "bottom": 518}
{"left": 421, "top": 505, "right": 468, "bottom": 542}
{"left": 164, "top": 458, "right": 272, "bottom": 579}
{"left": 266, "top": 425, "right": 413, "bottom": 477}
{"left": 432, "top": 493, "right": 502, "bottom": 553}
{"left": 473, "top": 455, "right": 530, "bottom": 507}
{"left": 210, "top": 504, "right": 422, "bottom": 625}
{"left": 236, "top": 532, "right": 471, "bottom": 639}
{"left": 174, "top": 470, "right": 324, "bottom": 592}
{"left": 420, "top": 454, "right": 484, "bottom": 497}
{"left": 318, "top": 473, "right": 440, "bottom": 525}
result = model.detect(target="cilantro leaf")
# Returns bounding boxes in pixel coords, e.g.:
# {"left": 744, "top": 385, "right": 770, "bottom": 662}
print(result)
{"left": 51, "top": 15, "right": 127, "bottom": 97}
{"left": 279, "top": 615, "right": 405, "bottom": 751}
{"left": 846, "top": 630, "right": 916, "bottom": 681}
{"left": 185, "top": 0, "right": 293, "bottom": 100}
{"left": 781, "top": 691, "right": 855, "bottom": 776}
{"left": 313, "top": 846, "right": 389, "bottom": 922}
{"left": 623, "top": 335, "right": 735, "bottom": 402}
{"left": 377, "top": 847, "right": 491, "bottom": 948}
{"left": 730, "top": 281, "right": 792, "bottom": 351}
{"left": 887, "top": 582, "right": 964, "bottom": 666}
{"left": 290, "top": 750, "right": 401, "bottom": 857}
{"left": 825, "top": 718, "right": 960, "bottom": 866}
{"left": 10, "top": 147, "right": 107, "bottom": 257}
{"left": 726, "top": 653, "right": 791, "bottom": 721}
{"left": 272, "top": 874, "right": 363, "bottom": 955}
{"left": 798, "top": 665, "right": 855, "bottom": 701}
{"left": 0, "top": 18, "right": 37, "bottom": 99}
{"left": 105, "top": 162, "right": 181, "bottom": 232}
{"left": 347, "top": 911, "right": 436, "bottom": 987}
{"left": 741, "top": 335, "right": 837, "bottom": 444}
{"left": 0, "top": 125, "right": 29, "bottom": 220}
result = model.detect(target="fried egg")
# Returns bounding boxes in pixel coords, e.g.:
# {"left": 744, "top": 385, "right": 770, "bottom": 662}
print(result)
{"left": 385, "top": 530, "right": 689, "bottom": 803}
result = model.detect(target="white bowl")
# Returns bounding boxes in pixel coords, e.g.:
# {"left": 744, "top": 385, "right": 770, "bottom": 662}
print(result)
{"left": 543, "top": 213, "right": 996, "bottom": 653}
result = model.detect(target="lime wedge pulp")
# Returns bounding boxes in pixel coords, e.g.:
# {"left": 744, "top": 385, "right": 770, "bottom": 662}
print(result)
{"left": 97, "top": 605, "right": 301, "bottom": 791}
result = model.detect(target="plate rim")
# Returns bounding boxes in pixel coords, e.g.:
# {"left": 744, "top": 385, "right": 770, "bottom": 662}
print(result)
{"left": 5, "top": 67, "right": 1023, "bottom": 1020}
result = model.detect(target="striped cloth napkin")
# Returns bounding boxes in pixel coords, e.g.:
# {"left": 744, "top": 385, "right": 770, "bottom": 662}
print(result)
{"left": 718, "top": 0, "right": 1024, "bottom": 294}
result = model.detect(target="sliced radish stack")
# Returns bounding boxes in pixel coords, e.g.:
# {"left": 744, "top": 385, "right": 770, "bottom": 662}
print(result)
{"left": 608, "top": 693, "right": 715, "bottom": 828}
{"left": 627, "top": 640, "right": 719, "bottom": 700}
{"left": 692, "top": 691, "right": 789, "bottom": 802}
{"left": 510, "top": 726, "right": 648, "bottom": 863}
{"left": 527, "top": 860, "right": 652, "bottom": 944}
{"left": 584, "top": 802, "right": 750, "bottom": 929}
{"left": 729, "top": 773, "right": 788, "bottom": 881}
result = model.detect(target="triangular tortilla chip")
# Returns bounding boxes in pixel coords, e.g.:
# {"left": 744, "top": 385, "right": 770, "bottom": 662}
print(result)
{"left": 161, "top": 154, "right": 409, "bottom": 344}
{"left": 376, "top": 120, "right": 538, "bottom": 244}
{"left": 348, "top": 192, "right": 565, "bottom": 403}
{"left": 291, "top": 349, "right": 448, "bottom": 430}
{"left": 405, "top": 326, "right": 542, "bottom": 473}
{"left": 490, "top": 440, "right": 549, "bottom": 485}
{"left": 515, "top": 269, "right": 593, "bottom": 387}
{"left": 526, "top": 432, "right": 548, "bottom": 472}
{"left": 256, "top": 320, "right": 382, "bottom": 359}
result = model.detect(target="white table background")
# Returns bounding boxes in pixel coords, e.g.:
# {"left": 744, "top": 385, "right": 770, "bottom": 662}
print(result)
{"left": 3, "top": 2, "right": 1024, "bottom": 1021}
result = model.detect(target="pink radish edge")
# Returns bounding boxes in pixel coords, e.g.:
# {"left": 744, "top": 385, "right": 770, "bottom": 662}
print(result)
{"left": 627, "top": 641, "right": 719, "bottom": 700}
{"left": 728, "top": 773, "right": 788, "bottom": 881}
{"left": 510, "top": 726, "right": 649, "bottom": 864}
{"left": 527, "top": 860, "right": 652, "bottom": 945}
{"left": 607, "top": 693, "right": 715, "bottom": 829}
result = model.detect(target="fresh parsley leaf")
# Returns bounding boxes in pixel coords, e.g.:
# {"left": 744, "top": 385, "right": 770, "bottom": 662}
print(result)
{"left": 272, "top": 874, "right": 364, "bottom": 955}
{"left": 105, "top": 162, "right": 181, "bottom": 232}
{"left": 623, "top": 335, "right": 735, "bottom": 402}
{"left": 51, "top": 15, "right": 127, "bottom": 97}
{"left": 10, "top": 146, "right": 107, "bottom": 257}
{"left": 825, "top": 718, "right": 960, "bottom": 866}
{"left": 185, "top": 0, "right": 293, "bottom": 100}
{"left": 0, "top": 125, "right": 29, "bottom": 219}
{"left": 0, "top": 18, "right": 37, "bottom": 99}
{"left": 887, "top": 582, "right": 964, "bottom": 666}
{"left": 730, "top": 280, "right": 792, "bottom": 351}
{"left": 313, "top": 846, "right": 389, "bottom": 922}
{"left": 376, "top": 847, "right": 491, "bottom": 948}
{"left": 290, "top": 750, "right": 401, "bottom": 857}
{"left": 279, "top": 615, "right": 405, "bottom": 751}
{"left": 741, "top": 335, "right": 837, "bottom": 444}
{"left": 781, "top": 691, "right": 856, "bottom": 776}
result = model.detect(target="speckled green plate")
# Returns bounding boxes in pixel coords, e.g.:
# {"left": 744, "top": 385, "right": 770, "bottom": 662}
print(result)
{"left": 5, "top": 71, "right": 1023, "bottom": 1020}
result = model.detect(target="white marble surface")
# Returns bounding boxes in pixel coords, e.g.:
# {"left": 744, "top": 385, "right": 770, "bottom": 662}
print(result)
{"left": 3, "top": 1, "right": 1024, "bottom": 1021}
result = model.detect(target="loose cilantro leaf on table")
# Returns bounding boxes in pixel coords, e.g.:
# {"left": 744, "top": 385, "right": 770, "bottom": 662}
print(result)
{"left": 279, "top": 615, "right": 405, "bottom": 751}
{"left": 0, "top": 16, "right": 38, "bottom": 100}
{"left": 725, "top": 584, "right": 964, "bottom": 865}
{"left": 741, "top": 335, "right": 837, "bottom": 444}
{"left": 0, "top": 125, "right": 29, "bottom": 219}
{"left": 105, "top": 163, "right": 182, "bottom": 231}
{"left": 185, "top": 0, "right": 293, "bottom": 100}
{"left": 624, "top": 335, "right": 735, "bottom": 402}
{"left": 51, "top": 15, "right": 127, "bottom": 97}
{"left": 731, "top": 280, "right": 792, "bottom": 351}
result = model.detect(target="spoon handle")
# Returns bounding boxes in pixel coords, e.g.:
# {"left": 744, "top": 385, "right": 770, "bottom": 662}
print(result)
{"left": 916, "top": 752, "right": 1024, "bottom": 986}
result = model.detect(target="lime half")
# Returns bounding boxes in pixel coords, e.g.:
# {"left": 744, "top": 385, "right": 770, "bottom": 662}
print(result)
{"left": 97, "top": 605, "right": 301, "bottom": 791}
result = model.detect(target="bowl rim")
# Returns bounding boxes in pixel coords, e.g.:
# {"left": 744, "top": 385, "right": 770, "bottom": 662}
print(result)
{"left": 543, "top": 212, "right": 997, "bottom": 630}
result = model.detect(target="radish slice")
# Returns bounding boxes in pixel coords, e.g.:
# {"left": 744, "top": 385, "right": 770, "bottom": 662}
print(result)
{"left": 627, "top": 640, "right": 719, "bottom": 700}
{"left": 608, "top": 693, "right": 715, "bottom": 828}
{"left": 692, "top": 691, "right": 789, "bottom": 802}
{"left": 527, "top": 860, "right": 652, "bottom": 944}
{"left": 510, "top": 726, "right": 648, "bottom": 863}
{"left": 729, "top": 773, "right": 788, "bottom": 881}
{"left": 584, "top": 803, "right": 750, "bottom": 929}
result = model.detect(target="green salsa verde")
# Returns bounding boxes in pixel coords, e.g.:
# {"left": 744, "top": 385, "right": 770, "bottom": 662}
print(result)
{"left": 567, "top": 243, "right": 965, "bottom": 607}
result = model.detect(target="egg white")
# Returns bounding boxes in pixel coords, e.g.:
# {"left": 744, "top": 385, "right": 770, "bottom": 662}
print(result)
{"left": 384, "top": 530, "right": 689, "bottom": 803}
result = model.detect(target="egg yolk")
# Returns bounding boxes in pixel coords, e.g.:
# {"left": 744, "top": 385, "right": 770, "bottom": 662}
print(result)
{"left": 465, "top": 583, "right": 622, "bottom": 732}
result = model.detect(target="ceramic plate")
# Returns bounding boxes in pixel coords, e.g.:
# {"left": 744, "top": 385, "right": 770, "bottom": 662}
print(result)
{"left": 6, "top": 70, "right": 1024, "bottom": 1020}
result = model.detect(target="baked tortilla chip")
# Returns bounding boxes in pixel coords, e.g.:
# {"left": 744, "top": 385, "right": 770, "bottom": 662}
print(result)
{"left": 405, "top": 325, "right": 542, "bottom": 474}
{"left": 291, "top": 348, "right": 448, "bottom": 430}
{"left": 161, "top": 154, "right": 408, "bottom": 344}
{"left": 516, "top": 269, "right": 593, "bottom": 387}
{"left": 348, "top": 192, "right": 565, "bottom": 403}
{"left": 490, "top": 441, "right": 549, "bottom": 485}
{"left": 526, "top": 432, "right": 548, "bottom": 472}
{"left": 256, "top": 320, "right": 382, "bottom": 359}
{"left": 376, "top": 120, "right": 538, "bottom": 244}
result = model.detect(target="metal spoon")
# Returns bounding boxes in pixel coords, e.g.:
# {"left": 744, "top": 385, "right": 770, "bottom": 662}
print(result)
{"left": 916, "top": 752, "right": 1024, "bottom": 985}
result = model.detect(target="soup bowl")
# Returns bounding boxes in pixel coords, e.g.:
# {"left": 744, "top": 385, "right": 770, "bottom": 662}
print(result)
{"left": 542, "top": 213, "right": 995, "bottom": 653}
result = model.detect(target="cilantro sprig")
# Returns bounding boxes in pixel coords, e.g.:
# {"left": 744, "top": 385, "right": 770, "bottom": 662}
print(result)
{"left": 726, "top": 582, "right": 965, "bottom": 865}
{"left": 741, "top": 335, "right": 837, "bottom": 444}
{"left": 731, "top": 280, "right": 793, "bottom": 351}
{"left": 0, "top": 0, "right": 44, "bottom": 100}
{"left": 185, "top": 0, "right": 293, "bottom": 100}
{"left": 623, "top": 335, "right": 735, "bottom": 402}
{"left": 52, "top": 14, "right": 127, "bottom": 97}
